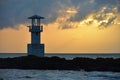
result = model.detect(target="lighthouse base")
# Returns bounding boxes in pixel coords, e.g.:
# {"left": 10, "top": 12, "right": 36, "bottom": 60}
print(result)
{"left": 27, "top": 44, "right": 44, "bottom": 57}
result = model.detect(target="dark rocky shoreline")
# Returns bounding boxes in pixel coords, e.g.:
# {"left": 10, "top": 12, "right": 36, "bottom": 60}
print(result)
{"left": 0, "top": 56, "right": 120, "bottom": 72}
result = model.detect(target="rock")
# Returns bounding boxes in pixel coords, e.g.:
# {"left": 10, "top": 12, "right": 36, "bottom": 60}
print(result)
{"left": 0, "top": 56, "right": 120, "bottom": 72}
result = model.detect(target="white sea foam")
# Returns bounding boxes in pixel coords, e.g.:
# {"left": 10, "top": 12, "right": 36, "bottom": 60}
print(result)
{"left": 0, "top": 69, "right": 120, "bottom": 80}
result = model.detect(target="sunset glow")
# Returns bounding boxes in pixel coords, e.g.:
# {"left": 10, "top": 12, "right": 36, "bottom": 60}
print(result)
{"left": 0, "top": 0, "right": 120, "bottom": 53}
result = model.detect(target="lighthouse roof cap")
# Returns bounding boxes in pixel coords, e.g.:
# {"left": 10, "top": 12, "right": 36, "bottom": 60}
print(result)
{"left": 28, "top": 15, "right": 44, "bottom": 19}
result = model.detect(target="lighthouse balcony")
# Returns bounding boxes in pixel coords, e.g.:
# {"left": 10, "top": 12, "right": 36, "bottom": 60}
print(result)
{"left": 29, "top": 29, "right": 42, "bottom": 32}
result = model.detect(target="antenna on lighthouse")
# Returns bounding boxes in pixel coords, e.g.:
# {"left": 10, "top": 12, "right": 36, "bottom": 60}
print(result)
{"left": 27, "top": 15, "right": 45, "bottom": 57}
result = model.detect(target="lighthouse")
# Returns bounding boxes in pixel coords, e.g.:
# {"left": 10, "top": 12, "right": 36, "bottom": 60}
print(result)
{"left": 27, "top": 15, "right": 44, "bottom": 57}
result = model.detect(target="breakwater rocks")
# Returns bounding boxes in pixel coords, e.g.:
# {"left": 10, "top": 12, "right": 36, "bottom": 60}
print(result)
{"left": 0, "top": 56, "right": 120, "bottom": 72}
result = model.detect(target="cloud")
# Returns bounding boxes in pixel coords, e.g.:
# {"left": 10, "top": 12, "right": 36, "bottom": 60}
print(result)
{"left": 55, "top": 3, "right": 79, "bottom": 29}
{"left": 0, "top": 0, "right": 55, "bottom": 29}
{"left": 0, "top": 0, "right": 120, "bottom": 29}
{"left": 78, "top": 6, "right": 120, "bottom": 28}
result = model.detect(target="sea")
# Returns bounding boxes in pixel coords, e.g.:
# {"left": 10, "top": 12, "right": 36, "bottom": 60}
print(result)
{"left": 0, "top": 53, "right": 120, "bottom": 80}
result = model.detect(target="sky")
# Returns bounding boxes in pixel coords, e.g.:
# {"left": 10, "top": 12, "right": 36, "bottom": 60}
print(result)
{"left": 0, "top": 0, "right": 120, "bottom": 53}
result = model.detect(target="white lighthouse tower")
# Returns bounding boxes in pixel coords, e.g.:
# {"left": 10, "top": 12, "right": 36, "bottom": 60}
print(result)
{"left": 27, "top": 15, "right": 44, "bottom": 57}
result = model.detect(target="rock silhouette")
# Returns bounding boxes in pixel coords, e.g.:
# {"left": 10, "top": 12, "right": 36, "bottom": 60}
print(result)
{"left": 0, "top": 56, "right": 120, "bottom": 72}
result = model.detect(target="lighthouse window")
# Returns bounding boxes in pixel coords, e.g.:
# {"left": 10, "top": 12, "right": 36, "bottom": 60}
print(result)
{"left": 33, "top": 19, "right": 38, "bottom": 26}
{"left": 34, "top": 19, "right": 37, "bottom": 26}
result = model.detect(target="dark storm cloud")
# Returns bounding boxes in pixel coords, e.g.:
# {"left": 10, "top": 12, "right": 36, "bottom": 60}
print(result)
{"left": 0, "top": 0, "right": 56, "bottom": 29}
{"left": 0, "top": 0, "right": 119, "bottom": 29}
